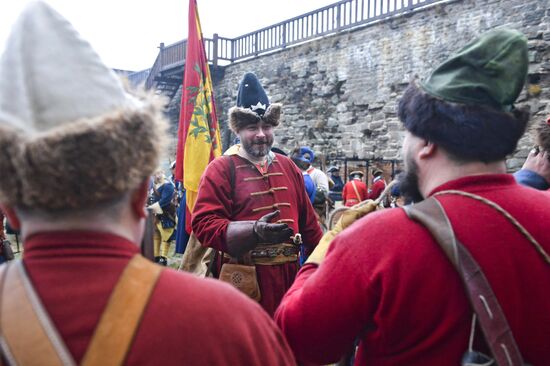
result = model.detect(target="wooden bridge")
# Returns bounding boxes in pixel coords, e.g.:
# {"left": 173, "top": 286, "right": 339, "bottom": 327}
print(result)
{"left": 130, "top": 0, "right": 454, "bottom": 98}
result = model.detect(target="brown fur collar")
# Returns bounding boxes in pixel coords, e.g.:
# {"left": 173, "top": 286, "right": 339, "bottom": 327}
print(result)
{"left": 0, "top": 94, "right": 168, "bottom": 210}
{"left": 228, "top": 103, "right": 282, "bottom": 132}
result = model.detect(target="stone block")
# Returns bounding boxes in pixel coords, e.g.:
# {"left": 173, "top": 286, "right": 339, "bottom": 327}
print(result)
{"left": 327, "top": 117, "right": 339, "bottom": 127}
{"left": 373, "top": 112, "right": 386, "bottom": 121}
{"left": 338, "top": 112, "right": 354, "bottom": 124}
{"left": 368, "top": 121, "right": 384, "bottom": 130}
{"left": 378, "top": 134, "right": 391, "bottom": 142}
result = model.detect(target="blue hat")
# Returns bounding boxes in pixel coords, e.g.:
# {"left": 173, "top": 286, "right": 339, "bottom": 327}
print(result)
{"left": 228, "top": 72, "right": 282, "bottom": 132}
{"left": 237, "top": 73, "right": 270, "bottom": 116}
{"left": 292, "top": 147, "right": 314, "bottom": 164}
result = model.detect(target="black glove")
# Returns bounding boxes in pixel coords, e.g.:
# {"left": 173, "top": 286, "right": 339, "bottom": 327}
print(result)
{"left": 225, "top": 211, "right": 294, "bottom": 257}
{"left": 253, "top": 210, "right": 294, "bottom": 244}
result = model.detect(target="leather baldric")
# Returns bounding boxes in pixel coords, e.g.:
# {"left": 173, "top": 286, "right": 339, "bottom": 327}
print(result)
{"left": 351, "top": 180, "right": 362, "bottom": 203}
{"left": 404, "top": 195, "right": 526, "bottom": 366}
{"left": 0, "top": 255, "right": 163, "bottom": 366}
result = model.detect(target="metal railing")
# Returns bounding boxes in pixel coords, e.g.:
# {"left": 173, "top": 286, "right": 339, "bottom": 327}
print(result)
{"left": 145, "top": 0, "right": 454, "bottom": 89}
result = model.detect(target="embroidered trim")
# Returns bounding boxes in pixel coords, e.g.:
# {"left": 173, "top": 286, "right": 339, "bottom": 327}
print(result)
{"left": 252, "top": 203, "right": 292, "bottom": 212}
{"left": 250, "top": 187, "right": 289, "bottom": 196}
{"left": 236, "top": 164, "right": 252, "bottom": 169}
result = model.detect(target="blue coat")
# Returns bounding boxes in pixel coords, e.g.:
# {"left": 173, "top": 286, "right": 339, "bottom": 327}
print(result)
{"left": 151, "top": 181, "right": 176, "bottom": 229}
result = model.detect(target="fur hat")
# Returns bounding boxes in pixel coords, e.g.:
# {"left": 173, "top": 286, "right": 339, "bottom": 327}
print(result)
{"left": 228, "top": 73, "right": 281, "bottom": 132}
{"left": 400, "top": 28, "right": 530, "bottom": 163}
{"left": 0, "top": 2, "right": 167, "bottom": 211}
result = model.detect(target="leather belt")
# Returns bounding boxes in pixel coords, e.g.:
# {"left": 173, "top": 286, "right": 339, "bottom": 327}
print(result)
{"left": 251, "top": 244, "right": 298, "bottom": 265}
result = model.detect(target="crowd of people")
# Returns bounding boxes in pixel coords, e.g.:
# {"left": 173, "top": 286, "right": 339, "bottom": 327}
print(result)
{"left": 0, "top": 2, "right": 548, "bottom": 366}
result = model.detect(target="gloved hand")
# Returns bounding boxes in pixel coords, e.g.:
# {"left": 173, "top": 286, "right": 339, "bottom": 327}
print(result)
{"left": 225, "top": 211, "right": 294, "bottom": 257}
{"left": 306, "top": 200, "right": 379, "bottom": 265}
{"left": 253, "top": 210, "right": 294, "bottom": 244}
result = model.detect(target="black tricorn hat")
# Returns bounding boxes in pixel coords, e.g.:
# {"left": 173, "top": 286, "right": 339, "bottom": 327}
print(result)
{"left": 228, "top": 72, "right": 282, "bottom": 132}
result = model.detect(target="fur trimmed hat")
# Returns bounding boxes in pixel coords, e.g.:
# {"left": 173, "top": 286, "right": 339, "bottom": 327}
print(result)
{"left": 228, "top": 73, "right": 281, "bottom": 132}
{"left": 0, "top": 2, "right": 168, "bottom": 211}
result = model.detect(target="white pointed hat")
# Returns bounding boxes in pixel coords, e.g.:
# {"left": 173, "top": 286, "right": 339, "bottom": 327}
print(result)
{"left": 0, "top": 1, "right": 167, "bottom": 210}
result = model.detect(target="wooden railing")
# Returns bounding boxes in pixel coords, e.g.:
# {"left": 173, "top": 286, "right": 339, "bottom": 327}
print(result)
{"left": 145, "top": 0, "right": 455, "bottom": 89}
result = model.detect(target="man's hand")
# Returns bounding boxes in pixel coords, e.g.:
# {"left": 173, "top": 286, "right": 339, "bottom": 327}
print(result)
{"left": 254, "top": 210, "right": 294, "bottom": 244}
{"left": 522, "top": 149, "right": 550, "bottom": 184}
{"left": 306, "top": 200, "right": 378, "bottom": 265}
{"left": 225, "top": 211, "right": 294, "bottom": 257}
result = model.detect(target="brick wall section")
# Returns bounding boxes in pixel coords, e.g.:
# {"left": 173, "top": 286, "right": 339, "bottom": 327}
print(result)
{"left": 168, "top": 0, "right": 550, "bottom": 171}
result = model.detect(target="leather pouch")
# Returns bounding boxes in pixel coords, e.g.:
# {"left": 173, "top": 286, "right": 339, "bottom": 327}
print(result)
{"left": 219, "top": 255, "right": 261, "bottom": 302}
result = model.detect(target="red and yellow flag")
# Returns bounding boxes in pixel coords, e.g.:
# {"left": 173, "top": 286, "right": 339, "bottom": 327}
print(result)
{"left": 175, "top": 0, "right": 222, "bottom": 233}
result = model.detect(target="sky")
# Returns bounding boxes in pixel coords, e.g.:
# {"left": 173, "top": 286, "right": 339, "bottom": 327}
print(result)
{"left": 0, "top": 0, "right": 337, "bottom": 71}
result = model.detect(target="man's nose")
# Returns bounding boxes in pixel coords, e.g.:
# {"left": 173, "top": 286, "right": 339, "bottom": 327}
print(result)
{"left": 256, "top": 127, "right": 266, "bottom": 137}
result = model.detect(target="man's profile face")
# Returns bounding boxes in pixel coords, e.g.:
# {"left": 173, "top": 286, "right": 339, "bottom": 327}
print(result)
{"left": 238, "top": 121, "right": 274, "bottom": 158}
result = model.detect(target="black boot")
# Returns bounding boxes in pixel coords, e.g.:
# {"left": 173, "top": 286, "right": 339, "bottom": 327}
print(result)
{"left": 154, "top": 256, "right": 161, "bottom": 263}
{"left": 158, "top": 256, "right": 168, "bottom": 266}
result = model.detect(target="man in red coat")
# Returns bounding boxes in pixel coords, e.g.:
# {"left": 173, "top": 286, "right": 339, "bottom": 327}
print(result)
{"left": 0, "top": 4, "right": 295, "bottom": 365}
{"left": 342, "top": 171, "right": 368, "bottom": 206}
{"left": 275, "top": 28, "right": 549, "bottom": 365}
{"left": 367, "top": 168, "right": 386, "bottom": 200}
{"left": 192, "top": 73, "right": 323, "bottom": 316}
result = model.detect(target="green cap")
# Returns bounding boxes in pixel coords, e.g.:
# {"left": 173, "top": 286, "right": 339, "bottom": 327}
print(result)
{"left": 421, "top": 28, "right": 528, "bottom": 110}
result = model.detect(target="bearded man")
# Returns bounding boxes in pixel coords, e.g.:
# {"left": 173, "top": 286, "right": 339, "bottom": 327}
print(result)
{"left": 275, "top": 28, "right": 550, "bottom": 365}
{"left": 192, "top": 73, "right": 323, "bottom": 316}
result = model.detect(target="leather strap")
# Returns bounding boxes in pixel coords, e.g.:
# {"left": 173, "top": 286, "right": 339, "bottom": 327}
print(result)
{"left": 80, "top": 255, "right": 163, "bottom": 366}
{"left": 351, "top": 180, "right": 361, "bottom": 203}
{"left": 0, "top": 255, "right": 163, "bottom": 366}
{"left": 0, "top": 260, "right": 76, "bottom": 366}
{"left": 404, "top": 197, "right": 525, "bottom": 366}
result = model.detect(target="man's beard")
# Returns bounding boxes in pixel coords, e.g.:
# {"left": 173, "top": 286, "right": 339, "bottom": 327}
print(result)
{"left": 242, "top": 137, "right": 273, "bottom": 158}
{"left": 397, "top": 156, "right": 424, "bottom": 204}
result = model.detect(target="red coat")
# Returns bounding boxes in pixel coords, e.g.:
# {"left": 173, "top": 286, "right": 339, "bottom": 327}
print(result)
{"left": 192, "top": 153, "right": 323, "bottom": 316}
{"left": 16, "top": 232, "right": 295, "bottom": 365}
{"left": 368, "top": 177, "right": 386, "bottom": 200}
{"left": 275, "top": 175, "right": 550, "bottom": 365}
{"left": 342, "top": 179, "right": 368, "bottom": 207}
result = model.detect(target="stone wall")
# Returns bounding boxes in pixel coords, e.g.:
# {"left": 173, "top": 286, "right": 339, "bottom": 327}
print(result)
{"left": 169, "top": 0, "right": 550, "bottom": 171}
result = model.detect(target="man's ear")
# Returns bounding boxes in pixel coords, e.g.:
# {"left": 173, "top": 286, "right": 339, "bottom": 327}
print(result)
{"left": 131, "top": 179, "right": 150, "bottom": 219}
{"left": 0, "top": 204, "right": 21, "bottom": 230}
{"left": 418, "top": 140, "right": 437, "bottom": 160}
